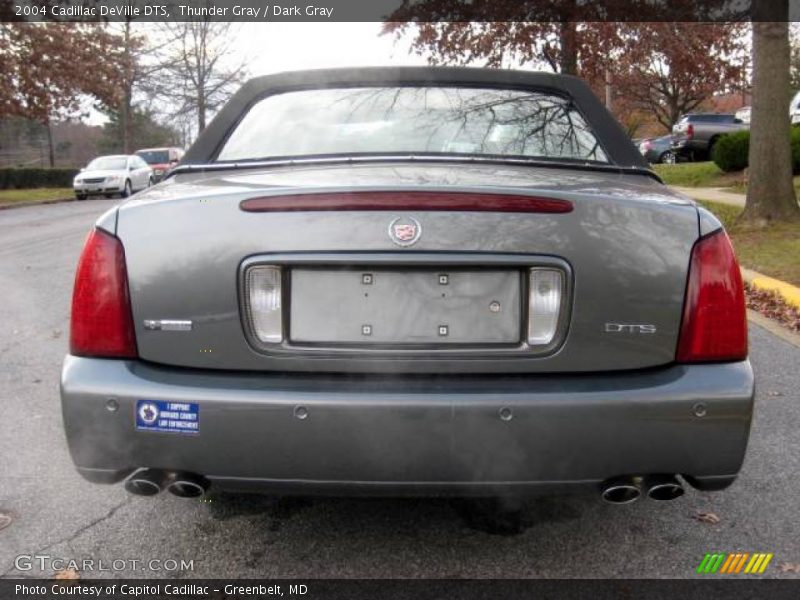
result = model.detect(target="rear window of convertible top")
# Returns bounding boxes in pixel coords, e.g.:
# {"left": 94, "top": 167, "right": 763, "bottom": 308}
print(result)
{"left": 216, "top": 86, "right": 609, "bottom": 164}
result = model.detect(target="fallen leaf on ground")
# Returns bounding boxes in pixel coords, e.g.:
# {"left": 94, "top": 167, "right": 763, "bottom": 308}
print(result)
{"left": 779, "top": 563, "right": 800, "bottom": 573}
{"left": 745, "top": 283, "right": 800, "bottom": 332}
{"left": 0, "top": 513, "right": 11, "bottom": 531}
{"left": 692, "top": 511, "right": 720, "bottom": 524}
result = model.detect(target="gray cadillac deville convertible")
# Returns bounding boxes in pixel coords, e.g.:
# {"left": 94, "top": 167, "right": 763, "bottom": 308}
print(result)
{"left": 61, "top": 67, "right": 753, "bottom": 503}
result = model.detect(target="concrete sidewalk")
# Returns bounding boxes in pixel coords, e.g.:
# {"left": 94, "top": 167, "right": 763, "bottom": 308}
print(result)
{"left": 672, "top": 186, "right": 745, "bottom": 207}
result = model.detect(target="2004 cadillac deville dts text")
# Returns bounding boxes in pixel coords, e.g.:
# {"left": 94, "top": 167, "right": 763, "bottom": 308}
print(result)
{"left": 60, "top": 67, "right": 754, "bottom": 505}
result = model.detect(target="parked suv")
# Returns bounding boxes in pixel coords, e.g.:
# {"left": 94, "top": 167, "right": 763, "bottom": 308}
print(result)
{"left": 671, "top": 114, "right": 748, "bottom": 161}
{"left": 135, "top": 147, "right": 184, "bottom": 182}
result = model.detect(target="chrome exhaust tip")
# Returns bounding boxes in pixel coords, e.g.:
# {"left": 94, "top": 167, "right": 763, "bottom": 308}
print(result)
{"left": 645, "top": 475, "right": 685, "bottom": 501}
{"left": 165, "top": 472, "right": 209, "bottom": 498}
{"left": 600, "top": 477, "right": 642, "bottom": 504}
{"left": 124, "top": 469, "right": 166, "bottom": 496}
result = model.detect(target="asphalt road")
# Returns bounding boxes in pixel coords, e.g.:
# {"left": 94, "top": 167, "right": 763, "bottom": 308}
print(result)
{"left": 0, "top": 199, "right": 798, "bottom": 580}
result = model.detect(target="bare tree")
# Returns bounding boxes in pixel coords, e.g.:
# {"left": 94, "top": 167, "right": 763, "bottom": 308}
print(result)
{"left": 105, "top": 14, "right": 178, "bottom": 153}
{"left": 157, "top": 20, "right": 247, "bottom": 136}
{"left": 743, "top": 0, "right": 800, "bottom": 225}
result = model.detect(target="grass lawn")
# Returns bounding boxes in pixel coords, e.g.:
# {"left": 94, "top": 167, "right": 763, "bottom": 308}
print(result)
{"left": 0, "top": 187, "right": 73, "bottom": 205}
{"left": 653, "top": 162, "right": 740, "bottom": 188}
{"left": 698, "top": 200, "right": 800, "bottom": 287}
{"left": 655, "top": 161, "right": 800, "bottom": 197}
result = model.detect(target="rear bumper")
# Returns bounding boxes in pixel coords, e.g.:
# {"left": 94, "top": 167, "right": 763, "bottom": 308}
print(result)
{"left": 60, "top": 356, "right": 754, "bottom": 496}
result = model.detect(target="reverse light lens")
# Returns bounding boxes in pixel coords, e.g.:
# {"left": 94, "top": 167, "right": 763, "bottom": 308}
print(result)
{"left": 70, "top": 228, "right": 137, "bottom": 358}
{"left": 528, "top": 268, "right": 563, "bottom": 346}
{"left": 676, "top": 229, "right": 747, "bottom": 362}
{"left": 246, "top": 266, "right": 283, "bottom": 343}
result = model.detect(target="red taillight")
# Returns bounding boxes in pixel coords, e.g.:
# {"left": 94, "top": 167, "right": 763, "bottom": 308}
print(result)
{"left": 676, "top": 229, "right": 747, "bottom": 363}
{"left": 686, "top": 123, "right": 694, "bottom": 139}
{"left": 70, "top": 228, "right": 137, "bottom": 358}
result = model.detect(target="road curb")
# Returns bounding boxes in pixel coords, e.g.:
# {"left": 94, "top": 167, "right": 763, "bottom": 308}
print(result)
{"left": 0, "top": 196, "right": 74, "bottom": 211}
{"left": 747, "top": 309, "right": 800, "bottom": 349}
{"left": 741, "top": 267, "right": 800, "bottom": 311}
{"left": 742, "top": 267, "right": 800, "bottom": 348}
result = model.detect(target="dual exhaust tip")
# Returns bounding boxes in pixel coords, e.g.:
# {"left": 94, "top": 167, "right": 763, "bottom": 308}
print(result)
{"left": 125, "top": 470, "right": 683, "bottom": 504}
{"left": 601, "top": 475, "right": 685, "bottom": 504}
{"left": 124, "top": 469, "right": 209, "bottom": 498}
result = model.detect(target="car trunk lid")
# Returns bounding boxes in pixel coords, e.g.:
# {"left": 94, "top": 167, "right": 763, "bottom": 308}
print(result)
{"left": 115, "top": 161, "right": 698, "bottom": 374}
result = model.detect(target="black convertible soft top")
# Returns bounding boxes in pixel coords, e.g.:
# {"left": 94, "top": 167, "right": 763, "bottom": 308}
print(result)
{"left": 180, "top": 66, "right": 651, "bottom": 172}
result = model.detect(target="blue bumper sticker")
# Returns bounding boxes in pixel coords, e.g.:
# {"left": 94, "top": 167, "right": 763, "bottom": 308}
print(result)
{"left": 136, "top": 400, "right": 199, "bottom": 434}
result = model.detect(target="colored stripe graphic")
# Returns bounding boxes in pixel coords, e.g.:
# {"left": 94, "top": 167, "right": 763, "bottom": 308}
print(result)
{"left": 697, "top": 554, "right": 713, "bottom": 573}
{"left": 697, "top": 553, "right": 727, "bottom": 574}
{"left": 758, "top": 554, "right": 774, "bottom": 573}
{"left": 720, "top": 554, "right": 737, "bottom": 573}
{"left": 710, "top": 554, "right": 726, "bottom": 573}
{"left": 745, "top": 554, "right": 760, "bottom": 573}
{"left": 734, "top": 553, "right": 750, "bottom": 573}
{"left": 750, "top": 554, "right": 766, "bottom": 573}
{"left": 697, "top": 552, "right": 773, "bottom": 574}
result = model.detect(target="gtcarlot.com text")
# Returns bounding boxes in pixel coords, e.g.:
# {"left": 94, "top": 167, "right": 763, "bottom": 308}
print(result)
{"left": 14, "top": 554, "right": 194, "bottom": 573}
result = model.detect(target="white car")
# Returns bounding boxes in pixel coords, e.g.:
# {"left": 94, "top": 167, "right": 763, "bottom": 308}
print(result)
{"left": 73, "top": 155, "right": 153, "bottom": 200}
{"left": 791, "top": 91, "right": 800, "bottom": 125}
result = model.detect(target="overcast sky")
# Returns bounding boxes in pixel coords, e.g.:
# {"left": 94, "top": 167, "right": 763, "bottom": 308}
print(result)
{"left": 87, "top": 22, "right": 433, "bottom": 126}
{"left": 240, "top": 22, "right": 429, "bottom": 75}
